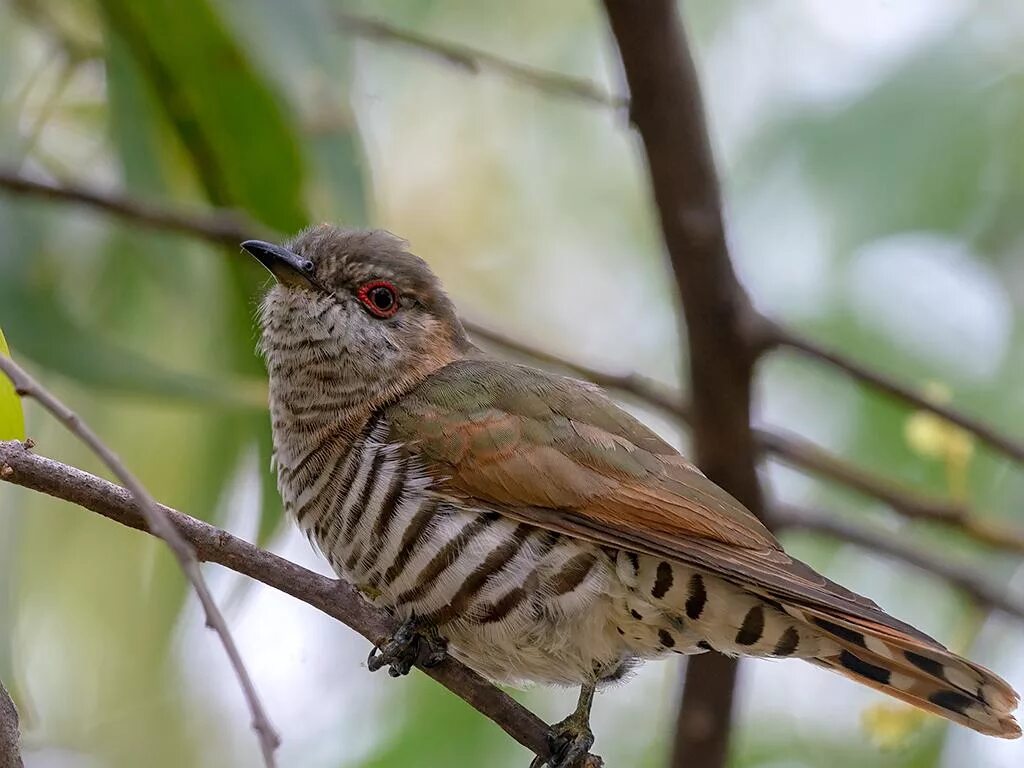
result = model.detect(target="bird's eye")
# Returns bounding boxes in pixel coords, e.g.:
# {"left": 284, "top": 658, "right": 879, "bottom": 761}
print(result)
{"left": 357, "top": 280, "right": 399, "bottom": 318}
{"left": 298, "top": 258, "right": 315, "bottom": 273}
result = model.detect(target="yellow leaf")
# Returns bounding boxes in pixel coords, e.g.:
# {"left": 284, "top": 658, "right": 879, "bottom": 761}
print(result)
{"left": 904, "top": 382, "right": 974, "bottom": 499}
{"left": 0, "top": 328, "right": 26, "bottom": 441}
{"left": 862, "top": 702, "right": 928, "bottom": 749}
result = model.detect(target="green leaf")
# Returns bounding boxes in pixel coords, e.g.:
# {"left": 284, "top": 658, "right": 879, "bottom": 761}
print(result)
{"left": 0, "top": 327, "right": 25, "bottom": 441}
{"left": 0, "top": 280, "right": 252, "bottom": 408}
{"left": 97, "top": 0, "right": 307, "bottom": 232}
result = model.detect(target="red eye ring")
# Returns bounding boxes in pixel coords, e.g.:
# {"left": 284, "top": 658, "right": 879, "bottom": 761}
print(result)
{"left": 357, "top": 280, "right": 400, "bottom": 318}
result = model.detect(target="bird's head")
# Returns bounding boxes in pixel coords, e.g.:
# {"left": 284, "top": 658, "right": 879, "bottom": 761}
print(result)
{"left": 246, "top": 225, "right": 473, "bottom": 411}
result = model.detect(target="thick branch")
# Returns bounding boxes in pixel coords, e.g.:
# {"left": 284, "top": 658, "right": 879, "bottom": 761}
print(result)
{"left": 603, "top": 4, "right": 759, "bottom": 767}
{"left": 765, "top": 321, "right": 1024, "bottom": 465}
{"left": 0, "top": 680, "right": 23, "bottom": 768}
{"left": 335, "top": 12, "right": 625, "bottom": 110}
{"left": 0, "top": 442, "right": 571, "bottom": 765}
{"left": 0, "top": 360, "right": 279, "bottom": 767}
{"left": 774, "top": 505, "right": 1024, "bottom": 620}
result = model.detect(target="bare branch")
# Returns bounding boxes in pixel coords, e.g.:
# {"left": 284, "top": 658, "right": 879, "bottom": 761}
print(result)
{"left": 0, "top": 441, "right": 581, "bottom": 766}
{"left": 774, "top": 504, "right": 1024, "bottom": 620}
{"left": 764, "top": 320, "right": 1024, "bottom": 465}
{"left": 0, "top": 362, "right": 280, "bottom": 767}
{"left": 759, "top": 427, "right": 1024, "bottom": 554}
{"left": 602, "top": 3, "right": 760, "bottom": 766}
{"left": 335, "top": 12, "right": 626, "bottom": 110}
{"left": 0, "top": 167, "right": 264, "bottom": 246}
{"left": 0, "top": 679, "right": 23, "bottom": 768}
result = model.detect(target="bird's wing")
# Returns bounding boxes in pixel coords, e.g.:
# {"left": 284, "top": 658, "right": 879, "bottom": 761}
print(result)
{"left": 384, "top": 358, "right": 917, "bottom": 634}
{"left": 385, "top": 359, "right": 1023, "bottom": 733}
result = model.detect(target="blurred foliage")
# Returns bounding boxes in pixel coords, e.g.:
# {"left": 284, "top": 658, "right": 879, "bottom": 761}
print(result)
{"left": 0, "top": 1, "right": 1023, "bottom": 767}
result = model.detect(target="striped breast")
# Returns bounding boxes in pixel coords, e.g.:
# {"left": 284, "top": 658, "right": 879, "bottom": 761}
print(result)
{"left": 274, "top": 415, "right": 638, "bottom": 685}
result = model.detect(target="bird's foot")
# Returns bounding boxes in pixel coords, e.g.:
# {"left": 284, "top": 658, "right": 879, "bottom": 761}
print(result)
{"left": 529, "top": 712, "right": 596, "bottom": 768}
{"left": 367, "top": 616, "right": 447, "bottom": 677}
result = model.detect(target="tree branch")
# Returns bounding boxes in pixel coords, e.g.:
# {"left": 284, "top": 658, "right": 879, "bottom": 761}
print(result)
{"left": 774, "top": 504, "right": 1024, "bottom": 620}
{"left": 602, "top": 3, "right": 760, "bottom": 767}
{"left": 764, "top": 320, "right": 1024, "bottom": 465}
{"left": 0, "top": 442, "right": 583, "bottom": 766}
{"left": 0, "top": 167, "right": 263, "bottom": 246}
{"left": 0, "top": 680, "right": 23, "bottom": 768}
{"left": 334, "top": 12, "right": 626, "bottom": 110}
{"left": 759, "top": 427, "right": 1024, "bottom": 554}
{"left": 0, "top": 361, "right": 280, "bottom": 767}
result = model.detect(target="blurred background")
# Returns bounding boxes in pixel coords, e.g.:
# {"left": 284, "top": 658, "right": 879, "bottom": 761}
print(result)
{"left": 2, "top": 0, "right": 1024, "bottom": 766}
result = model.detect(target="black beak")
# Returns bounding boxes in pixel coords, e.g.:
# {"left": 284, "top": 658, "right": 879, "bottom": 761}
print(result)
{"left": 241, "top": 240, "right": 324, "bottom": 290}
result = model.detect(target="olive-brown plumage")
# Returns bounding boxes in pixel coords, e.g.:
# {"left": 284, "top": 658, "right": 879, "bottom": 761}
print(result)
{"left": 247, "top": 226, "right": 1020, "bottom": 760}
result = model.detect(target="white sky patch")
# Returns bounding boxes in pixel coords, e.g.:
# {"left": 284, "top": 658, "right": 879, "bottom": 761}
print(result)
{"left": 706, "top": 0, "right": 968, "bottom": 156}
{"left": 846, "top": 232, "right": 1012, "bottom": 381}
{"left": 730, "top": 155, "right": 835, "bottom": 322}
{"left": 177, "top": 456, "right": 388, "bottom": 768}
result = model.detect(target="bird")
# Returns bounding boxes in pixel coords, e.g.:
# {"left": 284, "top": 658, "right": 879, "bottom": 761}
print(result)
{"left": 244, "top": 226, "right": 1020, "bottom": 767}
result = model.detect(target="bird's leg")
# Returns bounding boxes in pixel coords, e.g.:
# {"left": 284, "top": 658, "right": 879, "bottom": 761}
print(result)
{"left": 530, "top": 683, "right": 597, "bottom": 768}
{"left": 367, "top": 615, "right": 448, "bottom": 677}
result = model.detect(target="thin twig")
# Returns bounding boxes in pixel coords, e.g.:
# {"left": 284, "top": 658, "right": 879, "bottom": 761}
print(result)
{"left": 759, "top": 427, "right": 1024, "bottom": 554}
{"left": 335, "top": 11, "right": 626, "bottom": 110}
{"left": 0, "top": 679, "right": 23, "bottom": 768}
{"left": 0, "top": 167, "right": 263, "bottom": 246}
{"left": 764, "top": 320, "right": 1024, "bottom": 465}
{"left": 0, "top": 441, "right": 586, "bottom": 766}
{"left": 0, "top": 362, "right": 280, "bottom": 767}
{"left": 774, "top": 504, "right": 1024, "bottom": 620}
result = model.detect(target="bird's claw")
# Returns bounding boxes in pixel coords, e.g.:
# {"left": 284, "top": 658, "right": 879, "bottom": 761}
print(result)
{"left": 529, "top": 717, "right": 596, "bottom": 768}
{"left": 367, "top": 617, "right": 447, "bottom": 677}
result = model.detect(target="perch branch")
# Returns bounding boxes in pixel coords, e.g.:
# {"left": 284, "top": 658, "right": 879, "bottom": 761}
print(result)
{"left": 0, "top": 362, "right": 280, "bottom": 768}
{"left": 0, "top": 442, "right": 583, "bottom": 766}
{"left": 334, "top": 12, "right": 625, "bottom": 109}
{"left": 0, "top": 680, "right": 23, "bottom": 768}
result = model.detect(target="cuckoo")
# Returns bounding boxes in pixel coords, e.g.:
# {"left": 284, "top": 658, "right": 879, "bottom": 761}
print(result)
{"left": 244, "top": 226, "right": 1020, "bottom": 767}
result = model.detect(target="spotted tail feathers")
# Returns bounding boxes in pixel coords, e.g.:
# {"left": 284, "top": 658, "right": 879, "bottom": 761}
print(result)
{"left": 781, "top": 602, "right": 1021, "bottom": 738}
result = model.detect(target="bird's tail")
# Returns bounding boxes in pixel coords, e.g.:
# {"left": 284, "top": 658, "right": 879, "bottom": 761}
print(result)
{"left": 783, "top": 602, "right": 1021, "bottom": 738}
